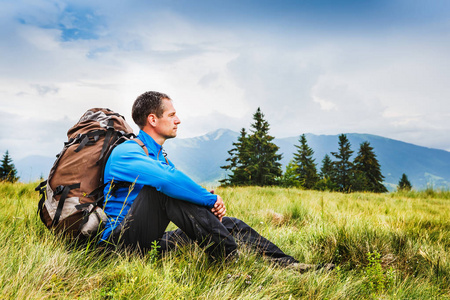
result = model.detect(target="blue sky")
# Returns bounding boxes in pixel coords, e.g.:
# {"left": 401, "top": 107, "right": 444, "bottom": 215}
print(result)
{"left": 1, "top": 0, "right": 450, "bottom": 161}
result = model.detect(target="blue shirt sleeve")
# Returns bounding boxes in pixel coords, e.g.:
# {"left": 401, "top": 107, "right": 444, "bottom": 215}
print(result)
{"left": 105, "top": 141, "right": 217, "bottom": 208}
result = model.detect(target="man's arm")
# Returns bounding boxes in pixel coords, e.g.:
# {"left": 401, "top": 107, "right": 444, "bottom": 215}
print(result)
{"left": 105, "top": 141, "right": 217, "bottom": 208}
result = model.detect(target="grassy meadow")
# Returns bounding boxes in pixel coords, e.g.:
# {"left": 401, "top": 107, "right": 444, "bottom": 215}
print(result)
{"left": 1, "top": 181, "right": 449, "bottom": 299}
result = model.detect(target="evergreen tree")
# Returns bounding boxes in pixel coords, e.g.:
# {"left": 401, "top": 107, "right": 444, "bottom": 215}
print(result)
{"left": 350, "top": 171, "right": 369, "bottom": 192}
{"left": 319, "top": 154, "right": 334, "bottom": 179}
{"left": 282, "top": 160, "right": 300, "bottom": 188}
{"left": 353, "top": 141, "right": 387, "bottom": 193}
{"left": 293, "top": 134, "right": 318, "bottom": 189}
{"left": 246, "top": 107, "right": 282, "bottom": 186}
{"left": 0, "top": 150, "right": 19, "bottom": 183}
{"left": 220, "top": 128, "right": 251, "bottom": 186}
{"left": 315, "top": 154, "right": 337, "bottom": 191}
{"left": 398, "top": 173, "right": 412, "bottom": 191}
{"left": 331, "top": 134, "right": 354, "bottom": 192}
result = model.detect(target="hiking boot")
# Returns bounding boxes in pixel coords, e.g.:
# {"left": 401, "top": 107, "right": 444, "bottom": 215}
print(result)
{"left": 289, "top": 263, "right": 316, "bottom": 273}
{"left": 289, "top": 262, "right": 335, "bottom": 273}
{"left": 316, "top": 263, "right": 335, "bottom": 272}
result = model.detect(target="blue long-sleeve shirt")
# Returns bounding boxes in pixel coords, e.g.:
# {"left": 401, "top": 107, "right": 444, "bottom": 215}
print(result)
{"left": 100, "top": 130, "right": 217, "bottom": 242}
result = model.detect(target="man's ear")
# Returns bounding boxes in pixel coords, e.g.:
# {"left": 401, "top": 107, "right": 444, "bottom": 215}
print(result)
{"left": 147, "top": 114, "right": 157, "bottom": 127}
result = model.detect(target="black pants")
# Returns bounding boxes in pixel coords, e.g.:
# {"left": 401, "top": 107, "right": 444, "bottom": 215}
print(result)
{"left": 110, "top": 186, "right": 297, "bottom": 265}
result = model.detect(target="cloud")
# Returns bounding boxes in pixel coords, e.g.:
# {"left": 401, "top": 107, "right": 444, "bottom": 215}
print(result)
{"left": 30, "top": 84, "right": 60, "bottom": 96}
{"left": 0, "top": 110, "right": 74, "bottom": 160}
{"left": 1, "top": 0, "right": 450, "bottom": 162}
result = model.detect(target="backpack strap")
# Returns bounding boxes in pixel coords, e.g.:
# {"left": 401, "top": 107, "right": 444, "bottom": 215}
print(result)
{"left": 35, "top": 180, "right": 47, "bottom": 224}
{"left": 74, "top": 182, "right": 109, "bottom": 232}
{"left": 133, "top": 138, "right": 149, "bottom": 156}
{"left": 74, "top": 183, "right": 108, "bottom": 210}
{"left": 133, "top": 138, "right": 170, "bottom": 164}
{"left": 75, "top": 130, "right": 105, "bottom": 153}
{"left": 72, "top": 119, "right": 118, "bottom": 163}
{"left": 52, "top": 183, "right": 81, "bottom": 227}
{"left": 98, "top": 119, "right": 116, "bottom": 162}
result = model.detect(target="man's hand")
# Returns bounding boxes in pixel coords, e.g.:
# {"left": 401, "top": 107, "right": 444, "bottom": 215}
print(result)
{"left": 211, "top": 195, "right": 226, "bottom": 222}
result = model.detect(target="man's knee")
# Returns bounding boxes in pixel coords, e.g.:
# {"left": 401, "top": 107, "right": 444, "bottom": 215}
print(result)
{"left": 222, "top": 217, "right": 251, "bottom": 232}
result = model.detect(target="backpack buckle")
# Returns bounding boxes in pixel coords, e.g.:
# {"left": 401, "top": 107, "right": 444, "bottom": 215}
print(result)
{"left": 55, "top": 185, "right": 65, "bottom": 195}
{"left": 106, "top": 119, "right": 114, "bottom": 131}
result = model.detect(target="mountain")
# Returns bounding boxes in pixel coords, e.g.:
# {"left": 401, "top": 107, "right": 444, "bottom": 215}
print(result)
{"left": 15, "top": 155, "right": 55, "bottom": 183}
{"left": 165, "top": 130, "right": 450, "bottom": 190}
{"left": 16, "top": 129, "right": 450, "bottom": 190}
{"left": 163, "top": 128, "right": 238, "bottom": 184}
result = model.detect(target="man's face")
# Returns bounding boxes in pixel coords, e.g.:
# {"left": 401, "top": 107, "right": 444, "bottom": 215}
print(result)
{"left": 153, "top": 99, "right": 181, "bottom": 141}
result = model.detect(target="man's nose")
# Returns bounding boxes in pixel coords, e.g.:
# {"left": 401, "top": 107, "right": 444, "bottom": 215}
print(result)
{"left": 174, "top": 116, "right": 181, "bottom": 124}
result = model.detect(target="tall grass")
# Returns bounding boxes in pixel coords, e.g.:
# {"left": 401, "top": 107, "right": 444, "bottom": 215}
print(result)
{"left": 1, "top": 182, "right": 449, "bottom": 299}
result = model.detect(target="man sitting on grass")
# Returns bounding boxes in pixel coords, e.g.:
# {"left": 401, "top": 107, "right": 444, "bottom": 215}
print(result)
{"left": 100, "top": 91, "right": 333, "bottom": 272}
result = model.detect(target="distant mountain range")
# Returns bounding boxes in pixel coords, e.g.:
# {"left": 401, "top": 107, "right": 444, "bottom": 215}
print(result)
{"left": 16, "top": 129, "right": 450, "bottom": 191}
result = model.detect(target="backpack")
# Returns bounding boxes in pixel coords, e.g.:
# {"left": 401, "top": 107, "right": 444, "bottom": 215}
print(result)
{"left": 36, "top": 108, "right": 136, "bottom": 238}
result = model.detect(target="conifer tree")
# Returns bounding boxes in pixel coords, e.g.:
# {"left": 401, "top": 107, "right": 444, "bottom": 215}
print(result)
{"left": 319, "top": 154, "right": 334, "bottom": 179}
{"left": 221, "top": 108, "right": 282, "bottom": 186}
{"left": 353, "top": 141, "right": 387, "bottom": 193}
{"left": 293, "top": 134, "right": 318, "bottom": 189}
{"left": 331, "top": 134, "right": 354, "bottom": 192}
{"left": 246, "top": 107, "right": 282, "bottom": 186}
{"left": 398, "top": 173, "right": 412, "bottom": 191}
{"left": 281, "top": 160, "right": 300, "bottom": 187}
{"left": 220, "top": 128, "right": 250, "bottom": 186}
{"left": 315, "top": 154, "right": 337, "bottom": 191}
{"left": 0, "top": 150, "right": 19, "bottom": 183}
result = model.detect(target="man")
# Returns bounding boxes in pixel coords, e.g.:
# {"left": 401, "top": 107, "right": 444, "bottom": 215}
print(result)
{"left": 100, "top": 91, "right": 330, "bottom": 270}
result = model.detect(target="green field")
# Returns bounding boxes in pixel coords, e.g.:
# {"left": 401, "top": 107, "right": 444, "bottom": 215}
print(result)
{"left": 1, "top": 182, "right": 449, "bottom": 299}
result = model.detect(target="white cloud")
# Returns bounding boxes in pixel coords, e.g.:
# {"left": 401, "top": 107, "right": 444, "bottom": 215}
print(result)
{"left": 30, "top": 84, "right": 60, "bottom": 96}
{"left": 1, "top": 0, "right": 450, "bottom": 162}
{"left": 0, "top": 110, "right": 74, "bottom": 160}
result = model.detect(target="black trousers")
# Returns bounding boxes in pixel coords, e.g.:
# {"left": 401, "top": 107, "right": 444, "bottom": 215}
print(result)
{"left": 110, "top": 186, "right": 297, "bottom": 264}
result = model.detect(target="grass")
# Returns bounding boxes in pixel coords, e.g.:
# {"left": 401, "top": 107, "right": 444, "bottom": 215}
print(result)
{"left": 0, "top": 181, "right": 449, "bottom": 299}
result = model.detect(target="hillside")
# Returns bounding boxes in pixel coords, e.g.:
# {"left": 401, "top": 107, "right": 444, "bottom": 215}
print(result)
{"left": 1, "top": 182, "right": 449, "bottom": 298}
{"left": 16, "top": 129, "right": 450, "bottom": 190}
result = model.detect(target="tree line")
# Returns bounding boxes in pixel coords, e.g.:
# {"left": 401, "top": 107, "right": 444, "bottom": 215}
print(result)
{"left": 0, "top": 115, "right": 414, "bottom": 191}
{"left": 221, "top": 107, "right": 412, "bottom": 192}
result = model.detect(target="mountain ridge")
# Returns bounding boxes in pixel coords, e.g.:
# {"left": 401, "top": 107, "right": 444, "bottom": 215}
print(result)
{"left": 16, "top": 129, "right": 450, "bottom": 190}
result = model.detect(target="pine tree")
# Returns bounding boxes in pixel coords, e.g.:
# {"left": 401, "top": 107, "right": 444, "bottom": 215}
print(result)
{"left": 282, "top": 160, "right": 300, "bottom": 187}
{"left": 398, "top": 173, "right": 412, "bottom": 191}
{"left": 315, "top": 154, "right": 337, "bottom": 191}
{"left": 0, "top": 150, "right": 19, "bottom": 183}
{"left": 221, "top": 108, "right": 282, "bottom": 186}
{"left": 331, "top": 134, "right": 354, "bottom": 192}
{"left": 293, "top": 134, "right": 318, "bottom": 189}
{"left": 353, "top": 141, "right": 387, "bottom": 193}
{"left": 220, "top": 128, "right": 251, "bottom": 186}
{"left": 246, "top": 107, "right": 282, "bottom": 186}
{"left": 319, "top": 154, "right": 334, "bottom": 179}
{"left": 350, "top": 171, "right": 369, "bottom": 192}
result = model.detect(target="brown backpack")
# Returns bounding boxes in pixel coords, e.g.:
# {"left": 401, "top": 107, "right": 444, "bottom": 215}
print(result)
{"left": 36, "top": 108, "right": 135, "bottom": 238}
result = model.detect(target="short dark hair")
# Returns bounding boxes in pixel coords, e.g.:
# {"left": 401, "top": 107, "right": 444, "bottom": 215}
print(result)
{"left": 132, "top": 91, "right": 171, "bottom": 129}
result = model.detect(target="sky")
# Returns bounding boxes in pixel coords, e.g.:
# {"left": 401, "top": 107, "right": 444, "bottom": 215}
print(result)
{"left": 1, "top": 0, "right": 450, "bottom": 161}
